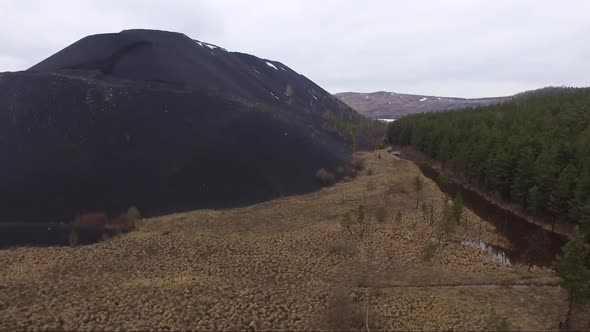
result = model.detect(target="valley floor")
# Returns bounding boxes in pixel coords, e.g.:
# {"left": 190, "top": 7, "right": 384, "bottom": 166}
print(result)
{"left": 1, "top": 151, "right": 588, "bottom": 331}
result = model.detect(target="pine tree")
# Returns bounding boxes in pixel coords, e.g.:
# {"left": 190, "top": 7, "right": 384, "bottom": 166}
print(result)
{"left": 527, "top": 185, "right": 542, "bottom": 215}
{"left": 414, "top": 176, "right": 424, "bottom": 210}
{"left": 548, "top": 164, "right": 578, "bottom": 217}
{"left": 510, "top": 146, "right": 536, "bottom": 205}
{"left": 553, "top": 230, "right": 590, "bottom": 328}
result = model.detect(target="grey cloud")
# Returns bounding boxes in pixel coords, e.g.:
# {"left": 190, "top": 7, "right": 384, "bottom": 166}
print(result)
{"left": 1, "top": 0, "right": 589, "bottom": 97}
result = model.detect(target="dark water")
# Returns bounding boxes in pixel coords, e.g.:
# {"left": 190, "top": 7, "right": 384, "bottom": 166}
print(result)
{"left": 0, "top": 223, "right": 106, "bottom": 249}
{"left": 417, "top": 163, "right": 569, "bottom": 267}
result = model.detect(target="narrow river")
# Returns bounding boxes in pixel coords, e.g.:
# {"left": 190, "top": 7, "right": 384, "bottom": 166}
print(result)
{"left": 416, "top": 163, "right": 570, "bottom": 267}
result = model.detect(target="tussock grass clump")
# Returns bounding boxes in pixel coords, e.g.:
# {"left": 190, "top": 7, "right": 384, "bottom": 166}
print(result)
{"left": 422, "top": 241, "right": 439, "bottom": 261}
{"left": 327, "top": 239, "right": 356, "bottom": 256}
{"left": 316, "top": 168, "right": 336, "bottom": 186}
{"left": 394, "top": 211, "right": 402, "bottom": 224}
{"left": 375, "top": 205, "right": 390, "bottom": 223}
{"left": 484, "top": 308, "right": 511, "bottom": 331}
{"left": 352, "top": 157, "right": 365, "bottom": 172}
{"left": 326, "top": 288, "right": 366, "bottom": 331}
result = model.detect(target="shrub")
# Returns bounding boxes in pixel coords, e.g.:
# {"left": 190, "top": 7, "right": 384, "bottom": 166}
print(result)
{"left": 375, "top": 206, "right": 389, "bottom": 223}
{"left": 110, "top": 213, "right": 136, "bottom": 233}
{"left": 394, "top": 211, "right": 402, "bottom": 224}
{"left": 422, "top": 241, "right": 439, "bottom": 261}
{"left": 366, "top": 168, "right": 374, "bottom": 176}
{"left": 352, "top": 158, "right": 365, "bottom": 171}
{"left": 484, "top": 308, "right": 511, "bottom": 331}
{"left": 128, "top": 206, "right": 141, "bottom": 220}
{"left": 343, "top": 165, "right": 356, "bottom": 178}
{"left": 316, "top": 168, "right": 336, "bottom": 186}
{"left": 341, "top": 205, "right": 369, "bottom": 240}
{"left": 326, "top": 288, "right": 366, "bottom": 331}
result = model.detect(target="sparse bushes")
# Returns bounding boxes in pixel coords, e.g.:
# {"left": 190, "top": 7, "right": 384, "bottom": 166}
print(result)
{"left": 484, "top": 308, "right": 511, "bottom": 331}
{"left": 366, "top": 168, "right": 374, "bottom": 176}
{"left": 110, "top": 213, "right": 136, "bottom": 233}
{"left": 366, "top": 179, "right": 377, "bottom": 191}
{"left": 422, "top": 241, "right": 439, "bottom": 261}
{"left": 434, "top": 194, "right": 461, "bottom": 247}
{"left": 128, "top": 206, "right": 141, "bottom": 220}
{"left": 414, "top": 176, "right": 424, "bottom": 210}
{"left": 341, "top": 205, "right": 369, "bottom": 240}
{"left": 316, "top": 168, "right": 336, "bottom": 186}
{"left": 69, "top": 212, "right": 109, "bottom": 246}
{"left": 352, "top": 158, "right": 365, "bottom": 172}
{"left": 394, "top": 211, "right": 402, "bottom": 224}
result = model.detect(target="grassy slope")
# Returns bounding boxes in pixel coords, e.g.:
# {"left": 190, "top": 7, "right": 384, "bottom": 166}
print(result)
{"left": 1, "top": 151, "right": 588, "bottom": 331}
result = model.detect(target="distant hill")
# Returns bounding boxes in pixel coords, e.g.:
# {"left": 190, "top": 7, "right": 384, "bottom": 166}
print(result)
{"left": 335, "top": 91, "right": 511, "bottom": 119}
{"left": 0, "top": 29, "right": 366, "bottom": 222}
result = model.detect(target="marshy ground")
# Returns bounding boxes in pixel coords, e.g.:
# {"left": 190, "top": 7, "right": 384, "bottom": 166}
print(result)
{"left": 1, "top": 151, "right": 588, "bottom": 331}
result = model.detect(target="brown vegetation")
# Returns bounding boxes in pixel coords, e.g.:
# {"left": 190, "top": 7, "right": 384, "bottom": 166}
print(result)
{"left": 0, "top": 150, "right": 586, "bottom": 331}
{"left": 325, "top": 287, "right": 368, "bottom": 331}
{"left": 316, "top": 168, "right": 336, "bottom": 186}
{"left": 108, "top": 213, "right": 136, "bottom": 233}
{"left": 71, "top": 212, "right": 108, "bottom": 227}
{"left": 327, "top": 239, "right": 356, "bottom": 257}
{"left": 352, "top": 157, "right": 365, "bottom": 172}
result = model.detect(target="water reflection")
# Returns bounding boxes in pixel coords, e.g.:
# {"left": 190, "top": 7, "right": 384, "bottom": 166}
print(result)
{"left": 416, "top": 163, "right": 568, "bottom": 267}
{"left": 461, "top": 239, "right": 512, "bottom": 267}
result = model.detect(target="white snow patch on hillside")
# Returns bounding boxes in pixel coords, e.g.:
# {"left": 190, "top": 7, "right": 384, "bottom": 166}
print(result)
{"left": 437, "top": 97, "right": 442, "bottom": 100}
{"left": 419, "top": 97, "right": 427, "bottom": 102}
{"left": 194, "top": 41, "right": 204, "bottom": 47}
{"left": 312, "top": 94, "right": 318, "bottom": 100}
{"left": 379, "top": 119, "right": 396, "bottom": 123}
{"left": 270, "top": 92, "right": 280, "bottom": 100}
{"left": 266, "top": 61, "right": 278, "bottom": 70}
{"left": 279, "top": 66, "right": 286, "bottom": 71}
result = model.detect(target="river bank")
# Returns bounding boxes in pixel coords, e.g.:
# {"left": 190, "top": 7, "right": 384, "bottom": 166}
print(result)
{"left": 397, "top": 146, "right": 577, "bottom": 237}
{"left": 395, "top": 146, "right": 577, "bottom": 266}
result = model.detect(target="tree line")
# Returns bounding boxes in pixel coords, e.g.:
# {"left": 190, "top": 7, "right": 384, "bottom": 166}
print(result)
{"left": 387, "top": 87, "right": 590, "bottom": 232}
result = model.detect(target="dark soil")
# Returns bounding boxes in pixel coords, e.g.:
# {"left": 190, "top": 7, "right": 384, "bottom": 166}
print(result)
{"left": 0, "top": 29, "right": 363, "bottom": 226}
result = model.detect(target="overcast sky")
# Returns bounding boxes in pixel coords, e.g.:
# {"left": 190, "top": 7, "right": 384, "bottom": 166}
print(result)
{"left": 1, "top": 0, "right": 589, "bottom": 98}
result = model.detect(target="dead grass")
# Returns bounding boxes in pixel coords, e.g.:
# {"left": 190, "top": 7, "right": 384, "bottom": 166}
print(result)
{"left": 0, "top": 150, "right": 582, "bottom": 331}
{"left": 325, "top": 287, "right": 367, "bottom": 331}
{"left": 328, "top": 239, "right": 356, "bottom": 256}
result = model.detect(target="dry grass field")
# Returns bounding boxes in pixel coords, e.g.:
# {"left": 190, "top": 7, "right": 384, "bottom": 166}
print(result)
{"left": 1, "top": 150, "right": 588, "bottom": 331}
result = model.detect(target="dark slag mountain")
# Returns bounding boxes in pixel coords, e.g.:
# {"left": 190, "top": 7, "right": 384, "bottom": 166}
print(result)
{"left": 0, "top": 29, "right": 362, "bottom": 223}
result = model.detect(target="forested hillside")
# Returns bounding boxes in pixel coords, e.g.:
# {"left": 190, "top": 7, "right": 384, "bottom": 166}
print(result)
{"left": 387, "top": 87, "right": 590, "bottom": 232}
